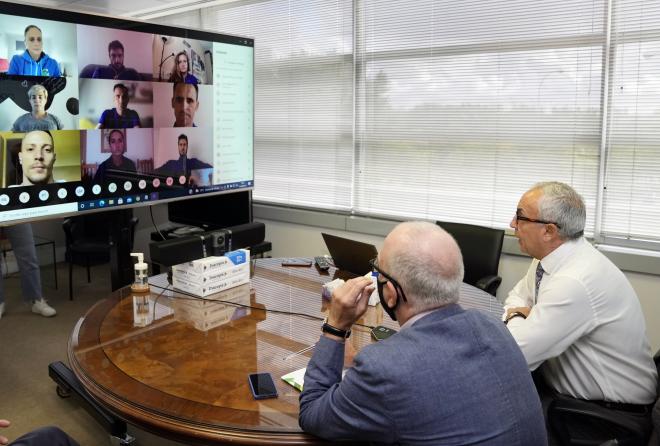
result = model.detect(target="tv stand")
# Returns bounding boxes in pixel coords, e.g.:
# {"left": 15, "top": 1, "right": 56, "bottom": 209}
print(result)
{"left": 150, "top": 223, "right": 271, "bottom": 274}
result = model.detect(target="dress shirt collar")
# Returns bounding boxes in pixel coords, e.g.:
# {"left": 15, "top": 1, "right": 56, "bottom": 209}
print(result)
{"left": 540, "top": 237, "right": 585, "bottom": 276}
{"left": 400, "top": 303, "right": 464, "bottom": 330}
{"left": 400, "top": 308, "right": 436, "bottom": 331}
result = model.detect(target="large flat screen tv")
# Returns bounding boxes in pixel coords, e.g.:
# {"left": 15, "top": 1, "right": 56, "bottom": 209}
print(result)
{"left": 0, "top": 1, "right": 254, "bottom": 225}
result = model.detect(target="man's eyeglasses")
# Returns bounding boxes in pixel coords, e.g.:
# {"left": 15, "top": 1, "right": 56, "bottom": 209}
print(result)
{"left": 515, "top": 211, "right": 562, "bottom": 229}
{"left": 369, "top": 258, "right": 407, "bottom": 303}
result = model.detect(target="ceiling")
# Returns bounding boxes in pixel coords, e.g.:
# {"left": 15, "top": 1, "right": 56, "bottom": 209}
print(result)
{"left": 5, "top": 0, "right": 209, "bottom": 18}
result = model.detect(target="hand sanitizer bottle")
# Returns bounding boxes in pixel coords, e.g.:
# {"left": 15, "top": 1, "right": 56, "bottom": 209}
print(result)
{"left": 130, "top": 252, "right": 149, "bottom": 293}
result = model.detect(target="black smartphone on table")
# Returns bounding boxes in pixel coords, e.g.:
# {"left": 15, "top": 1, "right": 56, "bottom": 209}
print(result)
{"left": 248, "top": 372, "right": 279, "bottom": 399}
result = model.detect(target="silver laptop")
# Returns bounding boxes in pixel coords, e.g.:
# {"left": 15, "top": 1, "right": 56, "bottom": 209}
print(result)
{"left": 321, "top": 233, "right": 378, "bottom": 276}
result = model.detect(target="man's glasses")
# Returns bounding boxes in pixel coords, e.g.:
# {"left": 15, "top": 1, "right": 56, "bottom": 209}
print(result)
{"left": 515, "top": 211, "right": 562, "bottom": 229}
{"left": 369, "top": 258, "right": 407, "bottom": 303}
{"left": 28, "top": 37, "right": 42, "bottom": 42}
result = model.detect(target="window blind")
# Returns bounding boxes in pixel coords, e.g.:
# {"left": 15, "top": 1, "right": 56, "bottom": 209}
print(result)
{"left": 199, "top": 0, "right": 354, "bottom": 211}
{"left": 602, "top": 0, "right": 660, "bottom": 246}
{"left": 354, "top": 0, "right": 605, "bottom": 232}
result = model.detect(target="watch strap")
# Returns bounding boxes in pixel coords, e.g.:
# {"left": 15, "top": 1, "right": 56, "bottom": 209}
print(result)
{"left": 322, "top": 321, "right": 351, "bottom": 338}
{"left": 504, "top": 311, "right": 527, "bottom": 325}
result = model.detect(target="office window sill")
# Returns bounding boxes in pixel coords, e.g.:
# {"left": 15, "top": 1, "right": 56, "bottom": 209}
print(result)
{"left": 253, "top": 203, "right": 660, "bottom": 277}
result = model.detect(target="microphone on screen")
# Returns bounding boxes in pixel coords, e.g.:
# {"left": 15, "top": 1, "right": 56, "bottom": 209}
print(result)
{"left": 66, "top": 97, "right": 79, "bottom": 115}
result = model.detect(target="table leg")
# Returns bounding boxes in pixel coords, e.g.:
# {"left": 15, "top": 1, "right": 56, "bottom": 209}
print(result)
{"left": 51, "top": 241, "right": 58, "bottom": 289}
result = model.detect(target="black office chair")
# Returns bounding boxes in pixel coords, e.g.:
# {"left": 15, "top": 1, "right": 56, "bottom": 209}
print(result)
{"left": 548, "top": 350, "right": 660, "bottom": 446}
{"left": 651, "top": 396, "right": 660, "bottom": 446}
{"left": 435, "top": 221, "right": 504, "bottom": 296}
{"left": 63, "top": 214, "right": 138, "bottom": 300}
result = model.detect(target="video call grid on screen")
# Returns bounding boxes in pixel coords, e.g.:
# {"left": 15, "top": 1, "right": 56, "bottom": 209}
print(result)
{"left": 0, "top": 1, "right": 254, "bottom": 224}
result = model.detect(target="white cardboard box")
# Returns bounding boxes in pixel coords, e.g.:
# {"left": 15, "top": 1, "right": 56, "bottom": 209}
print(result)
{"left": 172, "top": 249, "right": 250, "bottom": 297}
{"left": 172, "top": 249, "right": 249, "bottom": 275}
{"left": 173, "top": 265, "right": 250, "bottom": 297}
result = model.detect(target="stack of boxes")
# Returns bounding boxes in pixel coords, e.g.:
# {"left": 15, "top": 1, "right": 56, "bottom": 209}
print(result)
{"left": 172, "top": 249, "right": 252, "bottom": 331}
{"left": 172, "top": 249, "right": 250, "bottom": 297}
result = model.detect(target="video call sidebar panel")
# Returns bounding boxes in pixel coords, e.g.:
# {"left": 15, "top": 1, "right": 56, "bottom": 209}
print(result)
{"left": 214, "top": 42, "right": 254, "bottom": 186}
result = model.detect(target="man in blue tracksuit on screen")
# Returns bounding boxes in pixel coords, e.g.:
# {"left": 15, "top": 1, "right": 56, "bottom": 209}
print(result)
{"left": 7, "top": 25, "right": 61, "bottom": 77}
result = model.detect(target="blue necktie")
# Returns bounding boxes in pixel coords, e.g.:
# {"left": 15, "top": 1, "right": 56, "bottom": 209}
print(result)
{"left": 535, "top": 262, "right": 544, "bottom": 302}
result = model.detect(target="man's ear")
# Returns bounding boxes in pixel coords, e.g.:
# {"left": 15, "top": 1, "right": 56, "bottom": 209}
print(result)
{"left": 384, "top": 281, "right": 398, "bottom": 307}
{"left": 543, "top": 223, "right": 559, "bottom": 240}
{"left": 18, "top": 152, "right": 22, "bottom": 164}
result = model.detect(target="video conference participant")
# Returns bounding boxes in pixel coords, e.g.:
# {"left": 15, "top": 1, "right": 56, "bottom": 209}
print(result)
{"left": 90, "top": 40, "right": 139, "bottom": 81}
{"left": 504, "top": 182, "right": 657, "bottom": 431}
{"left": 299, "top": 221, "right": 546, "bottom": 445}
{"left": 155, "top": 133, "right": 210, "bottom": 180}
{"left": 7, "top": 25, "right": 61, "bottom": 77}
{"left": 11, "top": 84, "right": 63, "bottom": 132}
{"left": 0, "top": 130, "right": 59, "bottom": 321}
{"left": 96, "top": 83, "right": 141, "bottom": 129}
{"left": 171, "top": 83, "right": 199, "bottom": 127}
{"left": 18, "top": 130, "right": 57, "bottom": 185}
{"left": 93, "top": 129, "right": 137, "bottom": 183}
{"left": 168, "top": 51, "right": 198, "bottom": 85}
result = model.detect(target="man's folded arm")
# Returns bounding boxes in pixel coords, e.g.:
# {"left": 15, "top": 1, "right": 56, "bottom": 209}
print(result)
{"left": 507, "top": 276, "right": 595, "bottom": 370}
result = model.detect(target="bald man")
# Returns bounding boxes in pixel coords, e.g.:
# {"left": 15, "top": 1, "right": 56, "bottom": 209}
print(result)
{"left": 299, "top": 221, "right": 546, "bottom": 445}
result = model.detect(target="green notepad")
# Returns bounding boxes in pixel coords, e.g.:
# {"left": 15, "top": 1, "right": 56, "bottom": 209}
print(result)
{"left": 281, "top": 367, "right": 306, "bottom": 391}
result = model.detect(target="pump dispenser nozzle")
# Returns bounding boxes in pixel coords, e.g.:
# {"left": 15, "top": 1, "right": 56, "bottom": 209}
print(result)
{"left": 130, "top": 252, "right": 149, "bottom": 292}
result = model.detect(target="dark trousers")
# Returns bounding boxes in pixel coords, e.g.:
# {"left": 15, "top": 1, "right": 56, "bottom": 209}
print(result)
{"left": 534, "top": 371, "right": 653, "bottom": 446}
{"left": 9, "top": 426, "right": 79, "bottom": 446}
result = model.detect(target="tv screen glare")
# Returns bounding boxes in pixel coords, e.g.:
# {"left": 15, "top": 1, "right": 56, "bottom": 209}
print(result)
{"left": 0, "top": 1, "right": 254, "bottom": 225}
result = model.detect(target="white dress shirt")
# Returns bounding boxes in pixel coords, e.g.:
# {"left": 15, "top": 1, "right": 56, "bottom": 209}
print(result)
{"left": 504, "top": 237, "right": 657, "bottom": 404}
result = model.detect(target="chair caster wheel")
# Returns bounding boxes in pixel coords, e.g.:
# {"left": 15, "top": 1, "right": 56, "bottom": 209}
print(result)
{"left": 56, "top": 385, "right": 71, "bottom": 398}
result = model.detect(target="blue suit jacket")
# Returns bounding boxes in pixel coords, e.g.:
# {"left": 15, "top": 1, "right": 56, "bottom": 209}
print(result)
{"left": 300, "top": 304, "right": 547, "bottom": 445}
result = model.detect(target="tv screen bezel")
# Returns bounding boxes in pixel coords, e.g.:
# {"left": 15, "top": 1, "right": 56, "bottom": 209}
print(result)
{"left": 0, "top": 0, "right": 255, "bottom": 226}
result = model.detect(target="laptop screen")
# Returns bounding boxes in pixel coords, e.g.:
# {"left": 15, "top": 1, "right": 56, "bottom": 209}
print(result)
{"left": 321, "top": 233, "right": 378, "bottom": 276}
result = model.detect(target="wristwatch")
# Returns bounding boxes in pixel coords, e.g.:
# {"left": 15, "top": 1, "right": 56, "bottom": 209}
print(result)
{"left": 504, "top": 311, "right": 527, "bottom": 325}
{"left": 322, "top": 318, "right": 351, "bottom": 338}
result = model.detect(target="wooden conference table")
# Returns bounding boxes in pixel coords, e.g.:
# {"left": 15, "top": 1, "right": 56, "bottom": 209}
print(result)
{"left": 68, "top": 258, "right": 504, "bottom": 445}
